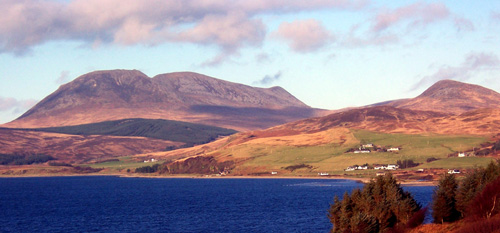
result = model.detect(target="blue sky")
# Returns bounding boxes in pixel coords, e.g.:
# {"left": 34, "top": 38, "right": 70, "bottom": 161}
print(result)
{"left": 1, "top": 0, "right": 500, "bottom": 124}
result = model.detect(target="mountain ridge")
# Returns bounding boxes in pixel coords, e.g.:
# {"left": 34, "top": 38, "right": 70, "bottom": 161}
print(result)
{"left": 6, "top": 70, "right": 324, "bottom": 131}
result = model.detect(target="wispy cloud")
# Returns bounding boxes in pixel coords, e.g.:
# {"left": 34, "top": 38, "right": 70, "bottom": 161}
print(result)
{"left": 0, "top": 0, "right": 368, "bottom": 63}
{"left": 253, "top": 71, "right": 282, "bottom": 86}
{"left": 344, "top": 2, "right": 473, "bottom": 48}
{"left": 371, "top": 2, "right": 450, "bottom": 33}
{"left": 273, "top": 19, "right": 333, "bottom": 53}
{"left": 55, "top": 70, "right": 70, "bottom": 84}
{"left": 0, "top": 96, "right": 37, "bottom": 115}
{"left": 411, "top": 52, "right": 500, "bottom": 91}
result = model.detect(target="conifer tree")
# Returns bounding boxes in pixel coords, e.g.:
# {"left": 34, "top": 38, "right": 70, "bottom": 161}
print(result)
{"left": 432, "top": 173, "right": 460, "bottom": 223}
{"left": 328, "top": 174, "right": 421, "bottom": 232}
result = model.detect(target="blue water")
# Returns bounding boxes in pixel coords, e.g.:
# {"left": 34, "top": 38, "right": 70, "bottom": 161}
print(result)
{"left": 0, "top": 176, "right": 434, "bottom": 232}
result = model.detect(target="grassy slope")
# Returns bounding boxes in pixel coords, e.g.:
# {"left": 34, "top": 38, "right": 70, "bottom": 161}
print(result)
{"left": 217, "top": 129, "right": 493, "bottom": 175}
{"left": 26, "top": 118, "right": 237, "bottom": 146}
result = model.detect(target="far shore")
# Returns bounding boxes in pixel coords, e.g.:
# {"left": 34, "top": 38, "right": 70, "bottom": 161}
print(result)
{"left": 0, "top": 172, "right": 437, "bottom": 186}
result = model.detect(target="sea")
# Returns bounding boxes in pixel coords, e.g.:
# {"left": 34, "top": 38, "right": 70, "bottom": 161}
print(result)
{"left": 0, "top": 176, "right": 434, "bottom": 233}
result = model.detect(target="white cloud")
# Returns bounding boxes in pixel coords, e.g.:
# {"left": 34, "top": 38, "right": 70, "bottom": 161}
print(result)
{"left": 0, "top": 0, "right": 368, "bottom": 63}
{"left": 0, "top": 96, "right": 37, "bottom": 115}
{"left": 273, "top": 19, "right": 333, "bottom": 53}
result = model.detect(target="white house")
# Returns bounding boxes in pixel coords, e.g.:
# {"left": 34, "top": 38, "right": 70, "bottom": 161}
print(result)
{"left": 387, "top": 164, "right": 399, "bottom": 170}
{"left": 354, "top": 150, "right": 370, "bottom": 154}
{"left": 448, "top": 169, "right": 460, "bottom": 174}
{"left": 387, "top": 148, "right": 400, "bottom": 152}
{"left": 345, "top": 167, "right": 356, "bottom": 171}
{"left": 458, "top": 152, "right": 466, "bottom": 157}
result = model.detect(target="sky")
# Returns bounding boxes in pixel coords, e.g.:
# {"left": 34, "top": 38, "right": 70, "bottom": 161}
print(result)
{"left": 1, "top": 0, "right": 500, "bottom": 124}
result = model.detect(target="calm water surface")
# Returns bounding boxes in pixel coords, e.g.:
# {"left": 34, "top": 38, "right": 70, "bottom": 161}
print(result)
{"left": 0, "top": 176, "right": 434, "bottom": 232}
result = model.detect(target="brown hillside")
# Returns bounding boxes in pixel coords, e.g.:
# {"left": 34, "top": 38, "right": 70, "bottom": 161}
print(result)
{"left": 4, "top": 70, "right": 326, "bottom": 131}
{"left": 268, "top": 106, "right": 500, "bottom": 136}
{"left": 0, "top": 128, "right": 181, "bottom": 163}
{"left": 387, "top": 80, "right": 500, "bottom": 114}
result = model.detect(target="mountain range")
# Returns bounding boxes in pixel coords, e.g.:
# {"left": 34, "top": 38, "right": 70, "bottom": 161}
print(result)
{"left": 5, "top": 70, "right": 327, "bottom": 131}
{"left": 2, "top": 69, "right": 500, "bottom": 175}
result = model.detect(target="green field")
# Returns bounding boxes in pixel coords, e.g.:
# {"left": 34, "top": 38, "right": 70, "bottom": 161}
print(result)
{"left": 229, "top": 129, "right": 491, "bottom": 174}
{"left": 82, "top": 157, "right": 163, "bottom": 170}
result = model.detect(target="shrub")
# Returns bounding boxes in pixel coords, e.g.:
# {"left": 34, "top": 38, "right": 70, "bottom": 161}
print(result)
{"left": 466, "top": 175, "right": 500, "bottom": 219}
{"left": 454, "top": 215, "right": 500, "bottom": 233}
{"left": 426, "top": 157, "right": 439, "bottom": 163}
{"left": 135, "top": 164, "right": 160, "bottom": 173}
{"left": 283, "top": 164, "right": 313, "bottom": 171}
{"left": 397, "top": 159, "right": 419, "bottom": 169}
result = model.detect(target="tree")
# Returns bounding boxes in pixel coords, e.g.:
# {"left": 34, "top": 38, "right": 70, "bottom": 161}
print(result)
{"left": 432, "top": 173, "right": 460, "bottom": 223}
{"left": 456, "top": 160, "right": 500, "bottom": 216}
{"left": 328, "top": 174, "right": 422, "bottom": 232}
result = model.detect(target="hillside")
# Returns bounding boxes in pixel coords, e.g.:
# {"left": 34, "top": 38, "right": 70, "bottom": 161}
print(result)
{"left": 25, "top": 118, "right": 237, "bottom": 147}
{"left": 0, "top": 128, "right": 180, "bottom": 163}
{"left": 386, "top": 80, "right": 500, "bottom": 114}
{"left": 4, "top": 70, "right": 326, "bottom": 131}
{"left": 143, "top": 105, "right": 500, "bottom": 177}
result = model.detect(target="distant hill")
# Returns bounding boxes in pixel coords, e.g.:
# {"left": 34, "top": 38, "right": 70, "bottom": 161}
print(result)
{"left": 386, "top": 80, "right": 500, "bottom": 114}
{"left": 24, "top": 118, "right": 237, "bottom": 147}
{"left": 5, "top": 70, "right": 327, "bottom": 131}
{"left": 0, "top": 128, "right": 181, "bottom": 163}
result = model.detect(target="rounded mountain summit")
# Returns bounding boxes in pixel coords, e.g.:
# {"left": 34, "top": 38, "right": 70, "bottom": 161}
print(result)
{"left": 7, "top": 70, "right": 328, "bottom": 131}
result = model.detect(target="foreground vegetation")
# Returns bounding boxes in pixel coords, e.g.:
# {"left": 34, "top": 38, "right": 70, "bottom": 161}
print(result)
{"left": 328, "top": 174, "right": 424, "bottom": 232}
{"left": 430, "top": 160, "right": 500, "bottom": 232}
{"left": 328, "top": 160, "right": 500, "bottom": 233}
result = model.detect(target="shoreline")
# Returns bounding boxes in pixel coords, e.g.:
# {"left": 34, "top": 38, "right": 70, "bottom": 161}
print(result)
{"left": 0, "top": 173, "right": 436, "bottom": 186}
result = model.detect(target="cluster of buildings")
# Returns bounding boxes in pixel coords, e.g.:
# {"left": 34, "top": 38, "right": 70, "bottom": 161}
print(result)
{"left": 345, "top": 165, "right": 368, "bottom": 171}
{"left": 345, "top": 164, "right": 400, "bottom": 171}
{"left": 349, "top": 143, "right": 401, "bottom": 154}
{"left": 143, "top": 158, "right": 158, "bottom": 163}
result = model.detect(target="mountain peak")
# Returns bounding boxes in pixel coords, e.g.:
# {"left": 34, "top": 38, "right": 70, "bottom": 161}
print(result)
{"left": 418, "top": 79, "right": 497, "bottom": 99}
{"left": 388, "top": 79, "right": 500, "bottom": 114}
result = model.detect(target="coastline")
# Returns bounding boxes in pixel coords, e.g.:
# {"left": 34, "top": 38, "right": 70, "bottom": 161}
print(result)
{"left": 0, "top": 172, "right": 436, "bottom": 186}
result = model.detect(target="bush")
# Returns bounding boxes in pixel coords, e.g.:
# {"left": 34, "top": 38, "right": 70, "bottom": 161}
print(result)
{"left": 48, "top": 161, "right": 73, "bottom": 167}
{"left": 135, "top": 164, "right": 160, "bottom": 173}
{"left": 397, "top": 159, "right": 419, "bottom": 169}
{"left": 426, "top": 157, "right": 439, "bottom": 163}
{"left": 454, "top": 215, "right": 500, "bottom": 233}
{"left": 283, "top": 164, "right": 313, "bottom": 171}
{"left": 328, "top": 174, "right": 422, "bottom": 232}
{"left": 466, "top": 175, "right": 500, "bottom": 219}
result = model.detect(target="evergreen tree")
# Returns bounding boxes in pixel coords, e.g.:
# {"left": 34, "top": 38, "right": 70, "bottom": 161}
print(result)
{"left": 328, "top": 174, "right": 422, "bottom": 232}
{"left": 432, "top": 173, "right": 460, "bottom": 223}
{"left": 456, "top": 160, "right": 500, "bottom": 216}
